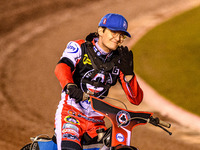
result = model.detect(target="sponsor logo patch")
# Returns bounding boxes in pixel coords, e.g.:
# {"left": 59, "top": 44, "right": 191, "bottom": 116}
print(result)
{"left": 63, "top": 133, "right": 80, "bottom": 141}
{"left": 83, "top": 54, "right": 92, "bottom": 65}
{"left": 116, "top": 133, "right": 124, "bottom": 142}
{"left": 80, "top": 69, "right": 113, "bottom": 97}
{"left": 64, "top": 116, "right": 80, "bottom": 125}
{"left": 123, "top": 21, "right": 127, "bottom": 30}
{"left": 62, "top": 129, "right": 79, "bottom": 136}
{"left": 112, "top": 66, "right": 119, "bottom": 75}
{"left": 103, "top": 18, "right": 107, "bottom": 24}
{"left": 116, "top": 110, "right": 130, "bottom": 127}
{"left": 62, "top": 123, "right": 79, "bottom": 132}
{"left": 77, "top": 113, "right": 104, "bottom": 123}
{"left": 67, "top": 42, "right": 79, "bottom": 53}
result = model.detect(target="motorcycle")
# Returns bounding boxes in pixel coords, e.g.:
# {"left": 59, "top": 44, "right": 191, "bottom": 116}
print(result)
{"left": 21, "top": 96, "right": 172, "bottom": 150}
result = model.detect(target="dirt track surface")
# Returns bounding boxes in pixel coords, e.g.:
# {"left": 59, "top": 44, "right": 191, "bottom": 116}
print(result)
{"left": 1, "top": 0, "right": 200, "bottom": 149}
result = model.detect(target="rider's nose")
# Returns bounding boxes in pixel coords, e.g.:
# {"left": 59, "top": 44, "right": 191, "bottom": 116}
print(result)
{"left": 114, "top": 34, "right": 121, "bottom": 41}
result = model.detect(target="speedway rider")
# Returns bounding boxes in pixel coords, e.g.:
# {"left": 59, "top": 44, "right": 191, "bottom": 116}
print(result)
{"left": 54, "top": 13, "right": 143, "bottom": 150}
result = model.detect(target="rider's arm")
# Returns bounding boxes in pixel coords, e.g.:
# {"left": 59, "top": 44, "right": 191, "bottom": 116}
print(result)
{"left": 54, "top": 40, "right": 84, "bottom": 89}
{"left": 55, "top": 63, "right": 74, "bottom": 89}
{"left": 119, "top": 72, "right": 143, "bottom": 105}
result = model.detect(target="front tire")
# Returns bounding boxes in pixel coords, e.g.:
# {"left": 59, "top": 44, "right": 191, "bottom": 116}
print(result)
{"left": 20, "top": 143, "right": 31, "bottom": 150}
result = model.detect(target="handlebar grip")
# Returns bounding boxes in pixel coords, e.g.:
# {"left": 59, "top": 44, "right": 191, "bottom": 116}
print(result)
{"left": 148, "top": 117, "right": 172, "bottom": 135}
{"left": 149, "top": 117, "right": 171, "bottom": 128}
{"left": 159, "top": 120, "right": 171, "bottom": 128}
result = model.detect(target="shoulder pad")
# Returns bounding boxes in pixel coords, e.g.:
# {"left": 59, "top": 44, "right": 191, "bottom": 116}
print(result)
{"left": 74, "top": 39, "right": 85, "bottom": 46}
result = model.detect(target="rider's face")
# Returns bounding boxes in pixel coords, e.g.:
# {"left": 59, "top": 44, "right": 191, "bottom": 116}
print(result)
{"left": 98, "top": 27, "right": 126, "bottom": 53}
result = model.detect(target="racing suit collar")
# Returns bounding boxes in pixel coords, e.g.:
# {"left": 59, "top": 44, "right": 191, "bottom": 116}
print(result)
{"left": 95, "top": 38, "right": 109, "bottom": 55}
{"left": 93, "top": 38, "right": 113, "bottom": 62}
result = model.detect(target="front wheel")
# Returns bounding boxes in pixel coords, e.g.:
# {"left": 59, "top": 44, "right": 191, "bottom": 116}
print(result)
{"left": 20, "top": 143, "right": 31, "bottom": 150}
{"left": 114, "top": 145, "right": 138, "bottom": 150}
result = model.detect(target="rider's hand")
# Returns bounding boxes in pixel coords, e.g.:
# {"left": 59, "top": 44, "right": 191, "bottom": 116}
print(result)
{"left": 65, "top": 83, "right": 83, "bottom": 103}
{"left": 115, "top": 46, "right": 134, "bottom": 76}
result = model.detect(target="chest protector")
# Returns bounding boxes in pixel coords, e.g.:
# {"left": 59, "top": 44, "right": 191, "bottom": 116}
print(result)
{"left": 73, "top": 41, "right": 120, "bottom": 98}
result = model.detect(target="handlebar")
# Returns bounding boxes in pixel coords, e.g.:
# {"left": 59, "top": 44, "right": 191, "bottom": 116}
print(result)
{"left": 148, "top": 116, "right": 172, "bottom": 135}
{"left": 90, "top": 96, "right": 172, "bottom": 135}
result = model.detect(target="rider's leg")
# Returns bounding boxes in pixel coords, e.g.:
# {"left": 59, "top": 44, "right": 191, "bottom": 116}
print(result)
{"left": 54, "top": 97, "right": 106, "bottom": 150}
{"left": 85, "top": 122, "right": 107, "bottom": 141}
{"left": 55, "top": 99, "right": 84, "bottom": 150}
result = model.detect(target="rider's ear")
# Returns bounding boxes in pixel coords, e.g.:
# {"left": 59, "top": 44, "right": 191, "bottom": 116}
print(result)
{"left": 98, "top": 27, "right": 105, "bottom": 36}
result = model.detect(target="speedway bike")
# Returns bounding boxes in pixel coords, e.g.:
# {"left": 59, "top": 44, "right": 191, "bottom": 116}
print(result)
{"left": 21, "top": 96, "right": 172, "bottom": 150}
